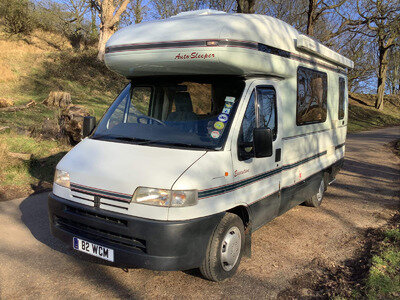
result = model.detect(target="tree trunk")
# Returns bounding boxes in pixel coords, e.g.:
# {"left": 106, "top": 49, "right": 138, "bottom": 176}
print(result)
{"left": 134, "top": 0, "right": 143, "bottom": 23}
{"left": 236, "top": 0, "right": 255, "bottom": 14}
{"left": 97, "top": 25, "right": 114, "bottom": 61}
{"left": 376, "top": 43, "right": 389, "bottom": 110}
{"left": 306, "top": 0, "right": 317, "bottom": 36}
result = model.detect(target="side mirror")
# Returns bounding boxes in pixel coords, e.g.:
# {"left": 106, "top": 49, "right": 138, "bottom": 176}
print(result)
{"left": 83, "top": 116, "right": 96, "bottom": 137}
{"left": 253, "top": 127, "right": 273, "bottom": 158}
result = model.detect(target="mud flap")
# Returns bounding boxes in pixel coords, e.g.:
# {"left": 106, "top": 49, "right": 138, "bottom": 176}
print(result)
{"left": 243, "top": 224, "right": 252, "bottom": 258}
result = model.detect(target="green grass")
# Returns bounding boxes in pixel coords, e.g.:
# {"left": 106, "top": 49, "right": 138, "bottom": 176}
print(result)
{"left": 0, "top": 132, "right": 70, "bottom": 199}
{"left": 347, "top": 96, "right": 400, "bottom": 133}
{"left": 365, "top": 228, "right": 400, "bottom": 299}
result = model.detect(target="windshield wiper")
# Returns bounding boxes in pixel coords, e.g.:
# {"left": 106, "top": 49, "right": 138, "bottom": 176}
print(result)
{"left": 93, "top": 135, "right": 214, "bottom": 150}
{"left": 140, "top": 140, "right": 214, "bottom": 150}
{"left": 92, "top": 135, "right": 150, "bottom": 143}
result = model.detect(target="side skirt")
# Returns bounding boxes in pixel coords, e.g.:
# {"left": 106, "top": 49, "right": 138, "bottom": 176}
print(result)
{"left": 249, "top": 158, "right": 344, "bottom": 233}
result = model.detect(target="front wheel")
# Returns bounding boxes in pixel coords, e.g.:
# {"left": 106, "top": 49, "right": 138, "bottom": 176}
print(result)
{"left": 200, "top": 213, "right": 245, "bottom": 281}
{"left": 304, "top": 175, "right": 325, "bottom": 207}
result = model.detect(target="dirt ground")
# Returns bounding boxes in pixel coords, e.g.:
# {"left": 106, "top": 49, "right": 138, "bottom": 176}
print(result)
{"left": 0, "top": 126, "right": 399, "bottom": 299}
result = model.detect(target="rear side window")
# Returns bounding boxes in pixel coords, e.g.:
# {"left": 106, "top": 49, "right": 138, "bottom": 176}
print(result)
{"left": 296, "top": 67, "right": 327, "bottom": 125}
{"left": 338, "top": 77, "right": 345, "bottom": 120}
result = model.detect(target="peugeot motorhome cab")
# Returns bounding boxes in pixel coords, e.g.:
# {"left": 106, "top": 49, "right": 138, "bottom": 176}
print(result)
{"left": 48, "top": 10, "right": 353, "bottom": 281}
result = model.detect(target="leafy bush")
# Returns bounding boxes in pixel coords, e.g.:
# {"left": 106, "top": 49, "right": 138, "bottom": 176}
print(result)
{"left": 0, "top": 0, "right": 35, "bottom": 35}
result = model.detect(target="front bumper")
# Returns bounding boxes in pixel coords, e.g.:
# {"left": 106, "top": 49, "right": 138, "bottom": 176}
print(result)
{"left": 48, "top": 193, "right": 223, "bottom": 270}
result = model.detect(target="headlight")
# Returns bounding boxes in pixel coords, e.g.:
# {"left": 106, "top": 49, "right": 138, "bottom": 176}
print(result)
{"left": 54, "top": 169, "right": 70, "bottom": 188}
{"left": 132, "top": 187, "right": 198, "bottom": 207}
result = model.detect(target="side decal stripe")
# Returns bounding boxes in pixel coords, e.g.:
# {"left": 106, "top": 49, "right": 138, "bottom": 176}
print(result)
{"left": 69, "top": 149, "right": 334, "bottom": 201}
{"left": 198, "top": 150, "right": 327, "bottom": 199}
{"left": 105, "top": 39, "right": 347, "bottom": 75}
{"left": 335, "top": 143, "right": 345, "bottom": 150}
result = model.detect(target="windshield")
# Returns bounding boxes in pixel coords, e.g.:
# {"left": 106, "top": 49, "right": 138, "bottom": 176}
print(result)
{"left": 93, "top": 77, "right": 245, "bottom": 150}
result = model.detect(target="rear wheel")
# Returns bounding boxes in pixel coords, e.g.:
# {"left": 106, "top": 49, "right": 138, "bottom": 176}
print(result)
{"left": 200, "top": 213, "right": 245, "bottom": 281}
{"left": 305, "top": 175, "right": 325, "bottom": 207}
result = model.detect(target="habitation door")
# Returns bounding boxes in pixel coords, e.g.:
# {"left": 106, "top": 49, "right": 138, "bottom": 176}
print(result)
{"left": 231, "top": 79, "right": 282, "bottom": 231}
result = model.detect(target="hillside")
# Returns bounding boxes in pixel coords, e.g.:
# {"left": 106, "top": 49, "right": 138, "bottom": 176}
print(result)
{"left": 348, "top": 93, "right": 400, "bottom": 132}
{"left": 0, "top": 28, "right": 126, "bottom": 200}
{"left": 0, "top": 28, "right": 399, "bottom": 200}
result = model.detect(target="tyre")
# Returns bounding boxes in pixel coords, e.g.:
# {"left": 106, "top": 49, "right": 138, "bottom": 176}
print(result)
{"left": 304, "top": 175, "right": 325, "bottom": 207}
{"left": 199, "top": 213, "right": 245, "bottom": 282}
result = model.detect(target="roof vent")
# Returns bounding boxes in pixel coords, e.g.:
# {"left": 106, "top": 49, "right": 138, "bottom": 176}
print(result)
{"left": 171, "top": 9, "right": 226, "bottom": 18}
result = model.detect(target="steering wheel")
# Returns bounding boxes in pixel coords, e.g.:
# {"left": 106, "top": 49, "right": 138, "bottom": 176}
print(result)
{"left": 137, "top": 116, "right": 166, "bottom": 126}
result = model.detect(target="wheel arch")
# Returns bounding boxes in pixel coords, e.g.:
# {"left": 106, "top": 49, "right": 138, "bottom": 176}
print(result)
{"left": 227, "top": 205, "right": 250, "bottom": 229}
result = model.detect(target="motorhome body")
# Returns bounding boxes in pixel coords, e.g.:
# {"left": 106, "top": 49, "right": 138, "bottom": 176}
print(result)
{"left": 48, "top": 10, "right": 353, "bottom": 281}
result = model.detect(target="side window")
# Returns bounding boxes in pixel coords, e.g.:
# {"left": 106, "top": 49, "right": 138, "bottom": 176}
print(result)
{"left": 297, "top": 67, "right": 327, "bottom": 125}
{"left": 256, "top": 87, "right": 277, "bottom": 139}
{"left": 338, "top": 77, "right": 345, "bottom": 120}
{"left": 239, "top": 86, "right": 277, "bottom": 159}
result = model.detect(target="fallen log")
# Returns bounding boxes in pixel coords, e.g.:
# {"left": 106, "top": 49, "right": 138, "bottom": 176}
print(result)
{"left": 0, "top": 100, "right": 36, "bottom": 112}
{"left": 8, "top": 152, "right": 32, "bottom": 160}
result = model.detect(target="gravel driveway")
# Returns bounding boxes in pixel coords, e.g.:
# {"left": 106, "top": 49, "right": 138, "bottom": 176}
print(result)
{"left": 0, "top": 127, "right": 399, "bottom": 299}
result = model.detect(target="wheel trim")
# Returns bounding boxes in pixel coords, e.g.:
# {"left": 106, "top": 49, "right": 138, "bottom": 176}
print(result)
{"left": 220, "top": 226, "right": 241, "bottom": 271}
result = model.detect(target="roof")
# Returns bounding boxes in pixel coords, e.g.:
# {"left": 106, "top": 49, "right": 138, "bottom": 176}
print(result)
{"left": 105, "top": 10, "right": 353, "bottom": 77}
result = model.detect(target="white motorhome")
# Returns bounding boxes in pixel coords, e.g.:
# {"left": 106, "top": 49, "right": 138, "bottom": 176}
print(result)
{"left": 48, "top": 10, "right": 353, "bottom": 281}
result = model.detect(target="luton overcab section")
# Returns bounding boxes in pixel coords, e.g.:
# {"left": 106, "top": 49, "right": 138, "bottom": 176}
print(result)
{"left": 48, "top": 10, "right": 353, "bottom": 281}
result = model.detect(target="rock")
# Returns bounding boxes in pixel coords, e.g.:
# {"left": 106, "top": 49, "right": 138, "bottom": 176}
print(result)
{"left": 43, "top": 91, "right": 72, "bottom": 108}
{"left": 0, "top": 98, "right": 14, "bottom": 108}
{"left": 59, "top": 105, "right": 90, "bottom": 145}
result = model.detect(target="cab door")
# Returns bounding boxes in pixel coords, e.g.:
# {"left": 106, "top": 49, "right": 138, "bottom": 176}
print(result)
{"left": 231, "top": 79, "right": 282, "bottom": 231}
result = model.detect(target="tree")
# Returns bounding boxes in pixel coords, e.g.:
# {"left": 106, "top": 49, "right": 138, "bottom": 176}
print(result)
{"left": 350, "top": 0, "right": 400, "bottom": 109}
{"left": 61, "top": 0, "right": 90, "bottom": 49}
{"left": 386, "top": 44, "right": 400, "bottom": 94}
{"left": 90, "top": 0, "right": 132, "bottom": 61}
{"left": 236, "top": 0, "right": 255, "bottom": 13}
{"left": 132, "top": 0, "right": 144, "bottom": 23}
{"left": 150, "top": 0, "right": 204, "bottom": 19}
{"left": 305, "top": 0, "right": 347, "bottom": 37}
{"left": 0, "top": 0, "right": 35, "bottom": 36}
{"left": 209, "top": 0, "right": 236, "bottom": 12}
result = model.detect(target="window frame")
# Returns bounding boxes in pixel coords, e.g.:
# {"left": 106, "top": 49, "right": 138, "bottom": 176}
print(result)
{"left": 237, "top": 85, "right": 278, "bottom": 161}
{"left": 296, "top": 66, "right": 328, "bottom": 126}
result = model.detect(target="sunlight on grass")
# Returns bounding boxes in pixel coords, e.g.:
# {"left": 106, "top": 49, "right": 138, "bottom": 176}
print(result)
{"left": 366, "top": 228, "right": 400, "bottom": 299}
{"left": 0, "top": 132, "right": 70, "bottom": 189}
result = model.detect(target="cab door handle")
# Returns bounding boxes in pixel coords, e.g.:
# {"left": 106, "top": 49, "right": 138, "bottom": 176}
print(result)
{"left": 275, "top": 148, "right": 281, "bottom": 162}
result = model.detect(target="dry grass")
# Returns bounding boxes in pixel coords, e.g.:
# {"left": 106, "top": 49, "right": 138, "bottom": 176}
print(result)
{"left": 0, "top": 98, "right": 14, "bottom": 107}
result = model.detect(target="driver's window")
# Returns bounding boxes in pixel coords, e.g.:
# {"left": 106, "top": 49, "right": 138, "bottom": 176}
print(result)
{"left": 238, "top": 86, "right": 277, "bottom": 160}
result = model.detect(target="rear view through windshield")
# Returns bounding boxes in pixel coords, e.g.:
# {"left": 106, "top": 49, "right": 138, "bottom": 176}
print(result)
{"left": 93, "top": 77, "right": 245, "bottom": 150}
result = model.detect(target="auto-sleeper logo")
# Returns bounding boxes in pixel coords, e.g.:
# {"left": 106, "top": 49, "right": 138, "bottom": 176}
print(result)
{"left": 175, "top": 52, "right": 215, "bottom": 60}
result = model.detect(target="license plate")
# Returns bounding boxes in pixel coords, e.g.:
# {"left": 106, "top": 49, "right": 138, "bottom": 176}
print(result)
{"left": 73, "top": 237, "right": 114, "bottom": 262}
